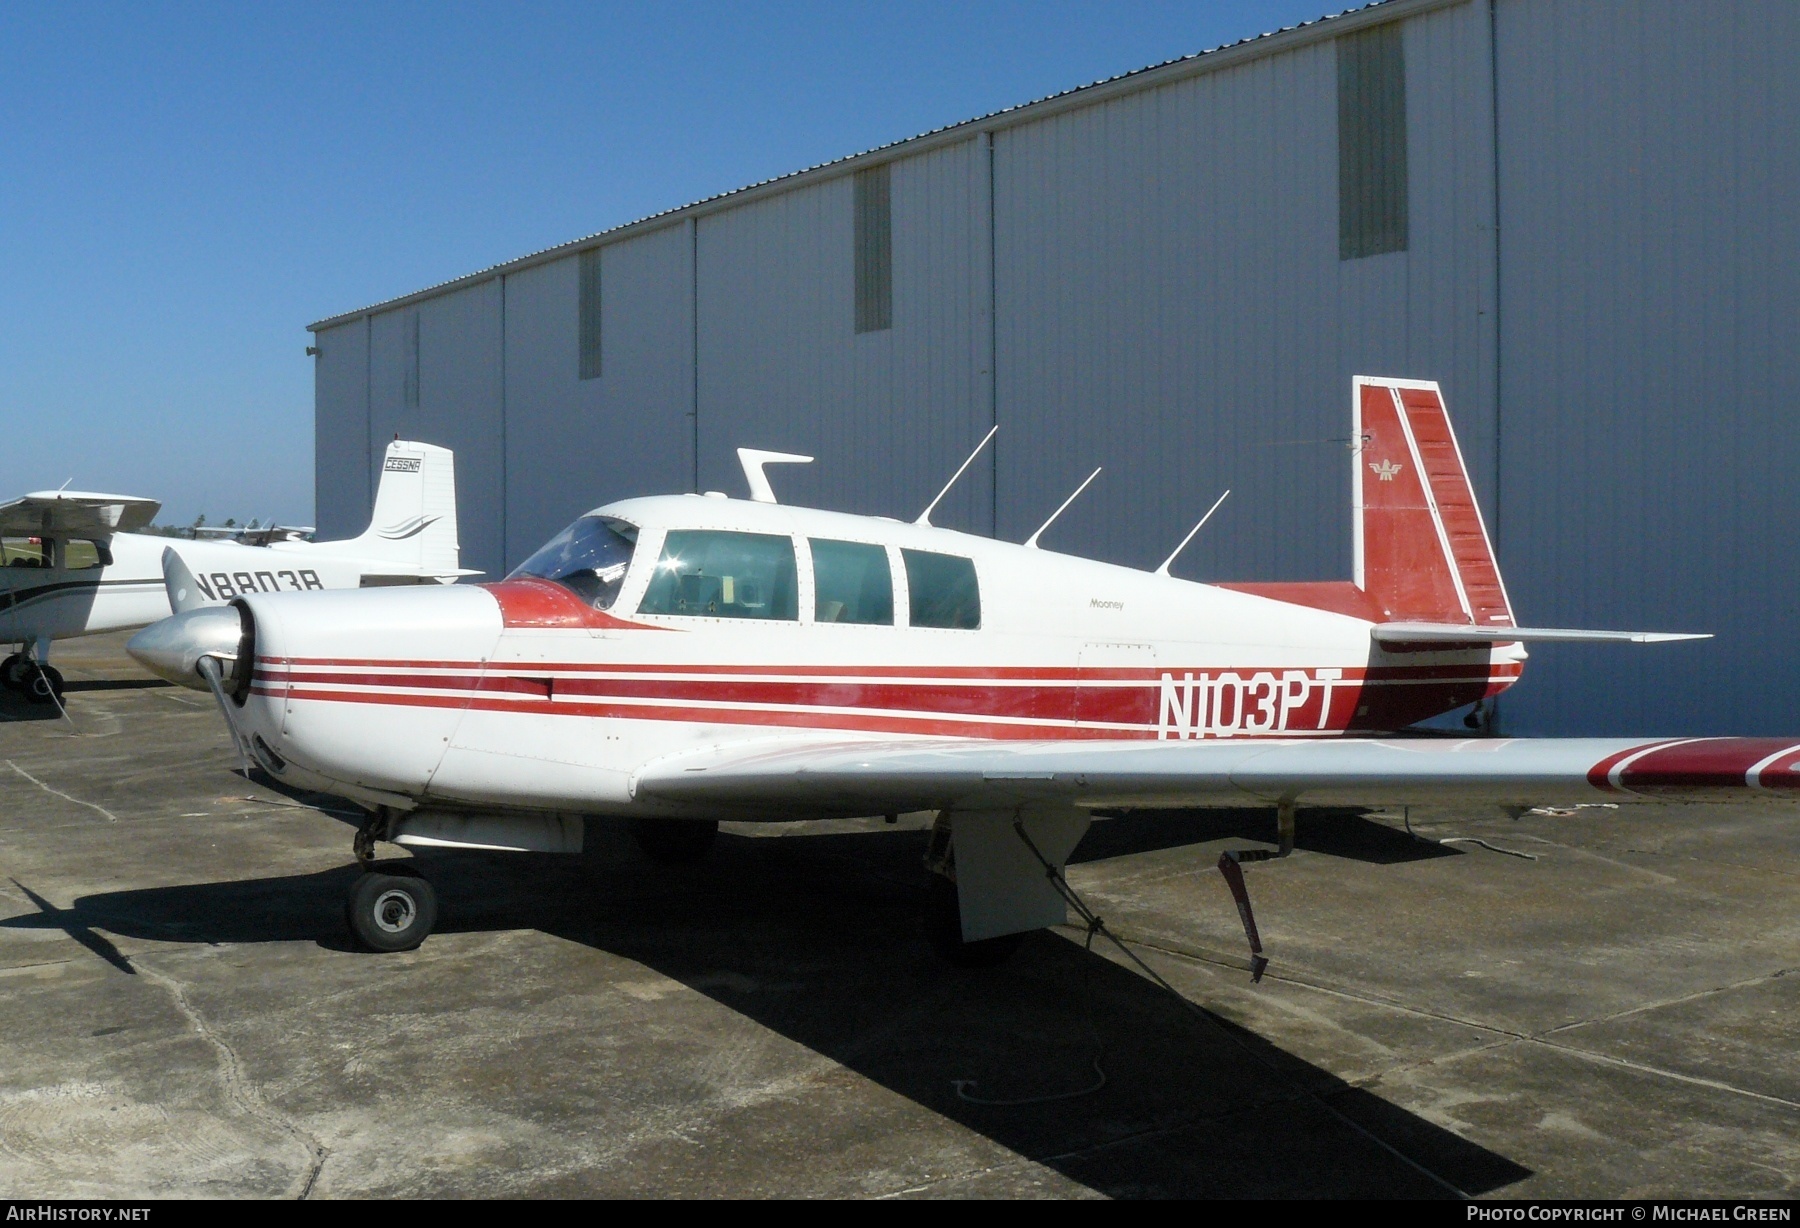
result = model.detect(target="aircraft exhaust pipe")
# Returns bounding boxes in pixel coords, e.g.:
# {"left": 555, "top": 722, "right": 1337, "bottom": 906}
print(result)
{"left": 127, "top": 604, "right": 249, "bottom": 692}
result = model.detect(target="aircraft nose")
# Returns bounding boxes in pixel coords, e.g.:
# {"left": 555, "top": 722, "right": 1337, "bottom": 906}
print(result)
{"left": 127, "top": 605, "right": 245, "bottom": 691}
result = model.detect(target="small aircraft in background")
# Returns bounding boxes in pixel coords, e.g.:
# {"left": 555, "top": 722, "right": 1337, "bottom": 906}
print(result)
{"left": 132, "top": 379, "right": 1773, "bottom": 976}
{"left": 3, "top": 440, "right": 469, "bottom": 704}
{"left": 186, "top": 523, "right": 318, "bottom": 546}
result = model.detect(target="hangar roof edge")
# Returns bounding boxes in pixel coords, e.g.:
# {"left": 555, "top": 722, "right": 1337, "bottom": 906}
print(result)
{"left": 307, "top": 0, "right": 1454, "bottom": 334}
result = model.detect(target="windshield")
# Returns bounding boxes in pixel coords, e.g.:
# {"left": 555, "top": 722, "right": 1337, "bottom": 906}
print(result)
{"left": 508, "top": 515, "right": 639, "bottom": 610}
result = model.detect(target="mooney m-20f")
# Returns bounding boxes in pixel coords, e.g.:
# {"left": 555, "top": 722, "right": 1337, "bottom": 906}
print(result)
{"left": 1, "top": 440, "right": 468, "bottom": 703}
{"left": 131, "top": 379, "right": 1784, "bottom": 971}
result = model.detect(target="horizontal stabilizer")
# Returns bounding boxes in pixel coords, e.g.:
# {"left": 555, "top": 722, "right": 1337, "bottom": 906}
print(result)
{"left": 1373, "top": 622, "right": 1710, "bottom": 645}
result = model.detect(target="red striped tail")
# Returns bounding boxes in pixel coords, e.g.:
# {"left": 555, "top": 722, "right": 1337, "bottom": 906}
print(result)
{"left": 1354, "top": 378, "right": 1513, "bottom": 627}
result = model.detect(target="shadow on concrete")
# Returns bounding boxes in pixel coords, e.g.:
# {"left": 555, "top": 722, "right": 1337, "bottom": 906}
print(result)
{"left": 2, "top": 823, "right": 1529, "bottom": 1197}
{"left": 1076, "top": 807, "right": 1461, "bottom": 866}
{"left": 0, "top": 691, "right": 62, "bottom": 722}
{"left": 240, "top": 768, "right": 366, "bottom": 825}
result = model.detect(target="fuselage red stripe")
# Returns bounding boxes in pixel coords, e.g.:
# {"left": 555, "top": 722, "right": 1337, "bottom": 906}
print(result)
{"left": 251, "top": 683, "right": 1362, "bottom": 740}
{"left": 255, "top": 655, "right": 1522, "bottom": 683}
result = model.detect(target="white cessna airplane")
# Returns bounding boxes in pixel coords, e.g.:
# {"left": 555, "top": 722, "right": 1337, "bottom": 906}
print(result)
{"left": 130, "top": 379, "right": 1779, "bottom": 973}
{"left": 1, "top": 440, "right": 467, "bottom": 704}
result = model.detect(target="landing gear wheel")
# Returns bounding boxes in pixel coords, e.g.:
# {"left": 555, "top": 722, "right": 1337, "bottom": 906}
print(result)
{"left": 346, "top": 868, "right": 437, "bottom": 952}
{"left": 629, "top": 818, "right": 718, "bottom": 864}
{"left": 24, "top": 665, "right": 63, "bottom": 706}
{"left": 1, "top": 654, "right": 28, "bottom": 691}
{"left": 926, "top": 875, "right": 1024, "bottom": 968}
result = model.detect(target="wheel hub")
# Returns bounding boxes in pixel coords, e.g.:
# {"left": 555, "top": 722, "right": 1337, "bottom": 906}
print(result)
{"left": 372, "top": 888, "right": 417, "bottom": 933}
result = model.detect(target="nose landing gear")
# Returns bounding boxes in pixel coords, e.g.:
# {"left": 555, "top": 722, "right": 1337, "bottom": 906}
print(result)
{"left": 345, "top": 809, "right": 437, "bottom": 953}
{"left": 2, "top": 652, "right": 64, "bottom": 706}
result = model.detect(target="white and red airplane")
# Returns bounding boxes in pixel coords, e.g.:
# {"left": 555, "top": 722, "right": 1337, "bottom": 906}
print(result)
{"left": 0, "top": 440, "right": 468, "bottom": 704}
{"left": 129, "top": 378, "right": 1786, "bottom": 972}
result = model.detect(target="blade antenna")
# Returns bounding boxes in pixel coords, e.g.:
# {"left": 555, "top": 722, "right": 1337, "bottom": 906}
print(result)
{"left": 1024, "top": 466, "right": 1102, "bottom": 549}
{"left": 736, "top": 448, "right": 814, "bottom": 504}
{"left": 1154, "top": 489, "right": 1230, "bottom": 577}
{"left": 916, "top": 425, "right": 998, "bottom": 526}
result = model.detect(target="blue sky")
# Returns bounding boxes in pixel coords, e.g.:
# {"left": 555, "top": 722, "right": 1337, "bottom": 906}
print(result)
{"left": 1, "top": 0, "right": 1335, "bottom": 528}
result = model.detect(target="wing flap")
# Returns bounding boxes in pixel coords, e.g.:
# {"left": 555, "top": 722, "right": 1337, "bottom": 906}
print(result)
{"left": 633, "top": 734, "right": 1800, "bottom": 817}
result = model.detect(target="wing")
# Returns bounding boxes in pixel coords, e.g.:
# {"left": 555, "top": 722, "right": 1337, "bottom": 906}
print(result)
{"left": 0, "top": 491, "right": 161, "bottom": 537}
{"left": 634, "top": 734, "right": 1800, "bottom": 817}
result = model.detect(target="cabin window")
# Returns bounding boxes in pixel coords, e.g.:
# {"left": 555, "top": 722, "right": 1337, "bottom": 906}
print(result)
{"left": 810, "top": 539, "right": 893, "bottom": 625}
{"left": 508, "top": 515, "right": 638, "bottom": 610}
{"left": 902, "top": 549, "right": 980, "bottom": 629}
{"left": 639, "top": 530, "right": 798, "bottom": 621}
{"left": 2, "top": 538, "right": 46, "bottom": 568}
{"left": 60, "top": 539, "right": 107, "bottom": 570}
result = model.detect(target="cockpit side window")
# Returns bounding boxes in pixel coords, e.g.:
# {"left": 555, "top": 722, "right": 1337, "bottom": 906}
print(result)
{"left": 2, "top": 538, "right": 46, "bottom": 568}
{"left": 902, "top": 549, "right": 980, "bottom": 629}
{"left": 638, "top": 530, "right": 798, "bottom": 620}
{"left": 62, "top": 539, "right": 108, "bottom": 570}
{"left": 810, "top": 539, "right": 893, "bottom": 625}
{"left": 508, "top": 515, "right": 639, "bottom": 610}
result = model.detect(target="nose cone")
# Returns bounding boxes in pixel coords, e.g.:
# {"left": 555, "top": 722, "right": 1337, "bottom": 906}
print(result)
{"left": 128, "top": 606, "right": 245, "bottom": 690}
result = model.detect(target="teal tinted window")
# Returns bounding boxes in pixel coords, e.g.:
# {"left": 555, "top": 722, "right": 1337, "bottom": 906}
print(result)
{"left": 902, "top": 549, "right": 980, "bottom": 629}
{"left": 639, "top": 530, "right": 797, "bottom": 620}
{"left": 810, "top": 539, "right": 893, "bottom": 625}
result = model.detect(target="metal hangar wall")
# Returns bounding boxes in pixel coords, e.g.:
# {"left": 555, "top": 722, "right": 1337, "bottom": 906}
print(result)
{"left": 307, "top": 0, "right": 1800, "bottom": 736}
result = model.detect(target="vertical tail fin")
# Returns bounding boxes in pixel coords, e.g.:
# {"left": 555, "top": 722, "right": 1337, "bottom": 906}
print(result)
{"left": 1353, "top": 377, "right": 1512, "bottom": 627}
{"left": 332, "top": 441, "right": 463, "bottom": 577}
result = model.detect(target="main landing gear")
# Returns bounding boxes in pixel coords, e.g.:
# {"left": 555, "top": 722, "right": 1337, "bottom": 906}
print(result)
{"left": 1, "top": 652, "right": 64, "bottom": 706}
{"left": 344, "top": 810, "right": 438, "bottom": 953}
{"left": 923, "top": 819, "right": 1025, "bottom": 968}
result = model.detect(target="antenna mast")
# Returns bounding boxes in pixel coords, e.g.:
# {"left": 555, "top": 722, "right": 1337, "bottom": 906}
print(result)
{"left": 1154, "top": 489, "right": 1230, "bottom": 577}
{"left": 915, "top": 426, "right": 998, "bottom": 526}
{"left": 1023, "top": 467, "right": 1102, "bottom": 549}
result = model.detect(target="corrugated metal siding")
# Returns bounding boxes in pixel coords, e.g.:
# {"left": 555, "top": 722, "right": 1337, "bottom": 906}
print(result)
{"left": 503, "top": 226, "right": 695, "bottom": 565}
{"left": 1493, "top": 0, "right": 1800, "bottom": 735}
{"left": 367, "top": 280, "right": 507, "bottom": 577}
{"left": 311, "top": 320, "right": 369, "bottom": 541}
{"left": 992, "top": 0, "right": 1495, "bottom": 588}
{"left": 695, "top": 139, "right": 991, "bottom": 529}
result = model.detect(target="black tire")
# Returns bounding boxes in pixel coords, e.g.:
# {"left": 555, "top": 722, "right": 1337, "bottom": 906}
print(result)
{"left": 0, "top": 654, "right": 24, "bottom": 690}
{"left": 346, "top": 870, "right": 438, "bottom": 952}
{"left": 926, "top": 875, "right": 1025, "bottom": 967}
{"left": 24, "top": 665, "right": 63, "bottom": 706}
{"left": 629, "top": 817, "right": 718, "bottom": 864}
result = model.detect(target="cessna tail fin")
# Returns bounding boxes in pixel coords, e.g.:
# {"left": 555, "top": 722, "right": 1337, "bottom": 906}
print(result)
{"left": 337, "top": 441, "right": 464, "bottom": 577}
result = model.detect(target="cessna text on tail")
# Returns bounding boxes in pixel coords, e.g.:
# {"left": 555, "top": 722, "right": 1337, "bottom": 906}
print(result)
{"left": 1, "top": 440, "right": 469, "bottom": 704}
{"left": 133, "top": 379, "right": 1769, "bottom": 973}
